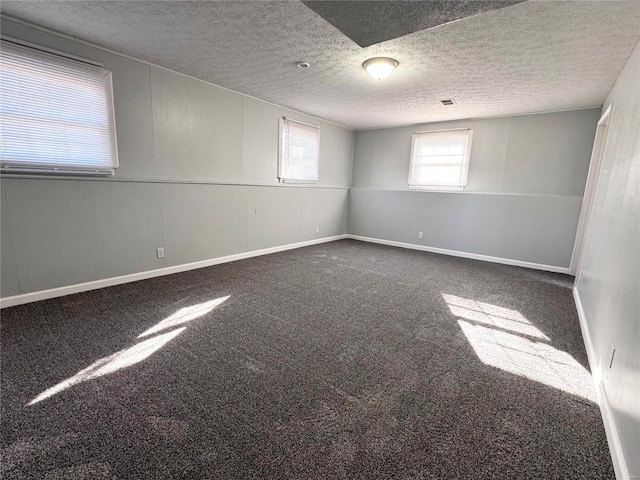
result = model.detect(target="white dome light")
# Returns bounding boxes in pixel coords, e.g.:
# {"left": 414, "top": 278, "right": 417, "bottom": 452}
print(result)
{"left": 363, "top": 57, "right": 399, "bottom": 80}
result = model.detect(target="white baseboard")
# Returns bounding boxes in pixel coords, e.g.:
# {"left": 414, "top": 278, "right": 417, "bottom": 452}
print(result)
{"left": 346, "top": 235, "right": 570, "bottom": 274}
{"left": 0, "top": 234, "right": 568, "bottom": 308}
{"left": 573, "top": 287, "right": 629, "bottom": 480}
{"left": 0, "top": 234, "right": 347, "bottom": 309}
{"left": 572, "top": 288, "right": 599, "bottom": 377}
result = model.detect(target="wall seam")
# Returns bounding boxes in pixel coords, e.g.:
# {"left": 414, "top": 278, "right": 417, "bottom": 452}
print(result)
{"left": 241, "top": 97, "right": 249, "bottom": 253}
{"left": 0, "top": 175, "right": 349, "bottom": 189}
{"left": 346, "top": 132, "right": 356, "bottom": 234}
{"left": 148, "top": 64, "right": 167, "bottom": 269}
{"left": 2, "top": 184, "right": 22, "bottom": 293}
{"left": 499, "top": 117, "right": 513, "bottom": 194}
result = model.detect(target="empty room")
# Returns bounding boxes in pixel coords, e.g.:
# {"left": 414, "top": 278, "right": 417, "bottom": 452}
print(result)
{"left": 0, "top": 1, "right": 638, "bottom": 479}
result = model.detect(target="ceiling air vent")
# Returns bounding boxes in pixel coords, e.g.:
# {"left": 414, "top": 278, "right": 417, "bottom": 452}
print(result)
{"left": 440, "top": 99, "right": 456, "bottom": 106}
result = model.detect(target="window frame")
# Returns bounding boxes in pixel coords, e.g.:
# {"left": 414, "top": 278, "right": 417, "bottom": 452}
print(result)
{"left": 408, "top": 128, "right": 474, "bottom": 191}
{"left": 277, "top": 116, "right": 320, "bottom": 184}
{"left": 0, "top": 37, "right": 119, "bottom": 176}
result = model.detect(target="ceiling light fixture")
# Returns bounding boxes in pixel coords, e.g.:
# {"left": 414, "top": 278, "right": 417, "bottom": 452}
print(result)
{"left": 297, "top": 62, "right": 311, "bottom": 69}
{"left": 363, "top": 57, "right": 398, "bottom": 80}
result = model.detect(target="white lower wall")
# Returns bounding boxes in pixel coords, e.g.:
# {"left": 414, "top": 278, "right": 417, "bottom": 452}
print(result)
{"left": 347, "top": 234, "right": 570, "bottom": 273}
{"left": 0, "top": 178, "right": 348, "bottom": 299}
{"left": 573, "top": 289, "right": 632, "bottom": 480}
{"left": 348, "top": 189, "right": 582, "bottom": 269}
{"left": 0, "top": 234, "right": 348, "bottom": 308}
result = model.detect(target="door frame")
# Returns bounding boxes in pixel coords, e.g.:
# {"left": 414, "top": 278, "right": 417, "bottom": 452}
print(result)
{"left": 569, "top": 104, "right": 613, "bottom": 276}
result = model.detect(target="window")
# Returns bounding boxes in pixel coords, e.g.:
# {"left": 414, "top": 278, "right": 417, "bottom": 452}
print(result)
{"left": 408, "top": 129, "right": 473, "bottom": 190}
{"left": 278, "top": 117, "right": 320, "bottom": 183}
{"left": 0, "top": 39, "right": 118, "bottom": 175}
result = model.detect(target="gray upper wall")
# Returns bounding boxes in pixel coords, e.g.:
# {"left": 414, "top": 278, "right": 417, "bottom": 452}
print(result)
{"left": 348, "top": 109, "right": 600, "bottom": 268}
{"left": 352, "top": 108, "right": 600, "bottom": 195}
{"left": 575, "top": 41, "right": 640, "bottom": 478}
{"left": 0, "top": 17, "right": 354, "bottom": 298}
{"left": 0, "top": 17, "right": 354, "bottom": 188}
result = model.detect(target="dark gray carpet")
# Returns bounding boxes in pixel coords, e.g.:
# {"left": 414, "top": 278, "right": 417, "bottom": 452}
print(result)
{"left": 1, "top": 239, "right": 614, "bottom": 479}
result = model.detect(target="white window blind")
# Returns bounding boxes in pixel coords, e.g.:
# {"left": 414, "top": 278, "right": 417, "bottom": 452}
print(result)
{"left": 0, "top": 39, "right": 118, "bottom": 175}
{"left": 278, "top": 117, "right": 320, "bottom": 183}
{"left": 408, "top": 129, "right": 473, "bottom": 190}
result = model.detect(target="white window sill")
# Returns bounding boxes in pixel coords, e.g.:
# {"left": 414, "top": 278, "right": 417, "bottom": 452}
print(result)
{"left": 408, "top": 185, "right": 465, "bottom": 192}
{"left": 279, "top": 179, "right": 319, "bottom": 185}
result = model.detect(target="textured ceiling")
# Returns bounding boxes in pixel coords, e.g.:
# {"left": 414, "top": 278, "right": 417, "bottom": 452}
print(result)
{"left": 1, "top": 1, "right": 639, "bottom": 130}
{"left": 301, "top": 0, "right": 525, "bottom": 47}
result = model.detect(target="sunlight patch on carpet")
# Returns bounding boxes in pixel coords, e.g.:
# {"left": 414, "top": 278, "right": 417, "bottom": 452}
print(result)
{"left": 138, "top": 295, "right": 230, "bottom": 338}
{"left": 442, "top": 293, "right": 549, "bottom": 340}
{"left": 28, "top": 327, "right": 185, "bottom": 405}
{"left": 457, "top": 319, "right": 595, "bottom": 402}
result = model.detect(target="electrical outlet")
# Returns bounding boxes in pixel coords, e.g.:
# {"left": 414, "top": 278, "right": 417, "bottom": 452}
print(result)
{"left": 156, "top": 247, "right": 165, "bottom": 259}
{"left": 315, "top": 226, "right": 319, "bottom": 233}
{"left": 608, "top": 344, "right": 616, "bottom": 369}
{"left": 418, "top": 232, "right": 423, "bottom": 239}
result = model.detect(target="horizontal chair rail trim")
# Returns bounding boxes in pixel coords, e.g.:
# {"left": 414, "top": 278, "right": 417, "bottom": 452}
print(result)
{"left": 349, "top": 187, "right": 582, "bottom": 198}
{"left": 346, "top": 235, "right": 570, "bottom": 274}
{"left": 0, "top": 175, "right": 349, "bottom": 189}
{"left": 1, "top": 235, "right": 573, "bottom": 308}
